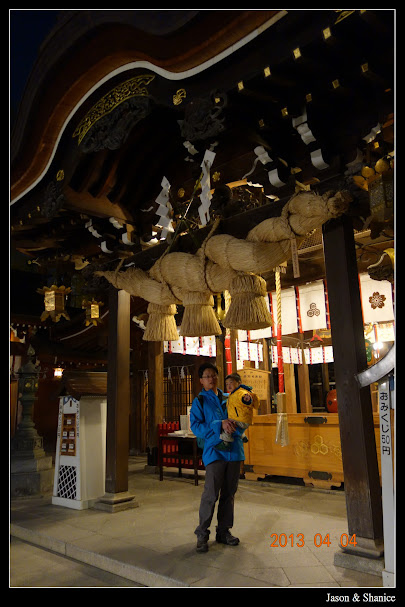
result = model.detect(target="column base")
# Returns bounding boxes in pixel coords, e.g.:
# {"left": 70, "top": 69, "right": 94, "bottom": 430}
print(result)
{"left": 334, "top": 536, "right": 384, "bottom": 578}
{"left": 93, "top": 491, "right": 139, "bottom": 513}
{"left": 10, "top": 455, "right": 53, "bottom": 497}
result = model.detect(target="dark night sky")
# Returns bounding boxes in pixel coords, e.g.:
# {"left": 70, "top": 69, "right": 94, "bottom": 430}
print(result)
{"left": 10, "top": 9, "right": 59, "bottom": 124}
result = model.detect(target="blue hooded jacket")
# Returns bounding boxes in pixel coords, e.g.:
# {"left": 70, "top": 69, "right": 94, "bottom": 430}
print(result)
{"left": 190, "top": 388, "right": 245, "bottom": 466}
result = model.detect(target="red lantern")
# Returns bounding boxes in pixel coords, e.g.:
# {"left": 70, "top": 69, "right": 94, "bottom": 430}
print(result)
{"left": 326, "top": 389, "right": 338, "bottom": 413}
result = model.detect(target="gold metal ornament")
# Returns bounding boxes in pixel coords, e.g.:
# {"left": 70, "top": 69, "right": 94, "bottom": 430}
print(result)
{"left": 334, "top": 10, "right": 355, "bottom": 24}
{"left": 73, "top": 74, "right": 155, "bottom": 145}
{"left": 173, "top": 88, "right": 186, "bottom": 105}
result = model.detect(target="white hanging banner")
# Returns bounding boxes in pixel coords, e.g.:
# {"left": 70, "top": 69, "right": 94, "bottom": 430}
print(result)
{"left": 170, "top": 337, "right": 185, "bottom": 354}
{"left": 290, "top": 347, "right": 301, "bottom": 364}
{"left": 270, "top": 287, "right": 298, "bottom": 336}
{"left": 198, "top": 149, "right": 216, "bottom": 226}
{"left": 323, "top": 345, "right": 334, "bottom": 363}
{"left": 249, "top": 326, "right": 273, "bottom": 339}
{"left": 238, "top": 341, "right": 249, "bottom": 362}
{"left": 282, "top": 346, "right": 291, "bottom": 364}
{"left": 359, "top": 273, "right": 394, "bottom": 324}
{"left": 185, "top": 336, "right": 199, "bottom": 355}
{"left": 271, "top": 345, "right": 278, "bottom": 367}
{"left": 311, "top": 347, "right": 324, "bottom": 364}
{"left": 298, "top": 280, "right": 327, "bottom": 332}
{"left": 199, "top": 335, "right": 216, "bottom": 357}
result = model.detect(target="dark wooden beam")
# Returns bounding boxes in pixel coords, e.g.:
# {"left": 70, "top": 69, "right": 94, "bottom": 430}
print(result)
{"left": 63, "top": 185, "right": 135, "bottom": 223}
{"left": 322, "top": 215, "right": 383, "bottom": 557}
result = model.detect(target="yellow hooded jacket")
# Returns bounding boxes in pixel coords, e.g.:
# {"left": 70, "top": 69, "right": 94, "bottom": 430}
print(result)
{"left": 226, "top": 385, "right": 260, "bottom": 425}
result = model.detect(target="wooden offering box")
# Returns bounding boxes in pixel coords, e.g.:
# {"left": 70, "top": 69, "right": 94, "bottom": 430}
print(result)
{"left": 243, "top": 413, "right": 385, "bottom": 489}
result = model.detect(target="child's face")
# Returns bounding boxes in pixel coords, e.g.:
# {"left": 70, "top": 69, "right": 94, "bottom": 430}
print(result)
{"left": 226, "top": 378, "right": 240, "bottom": 393}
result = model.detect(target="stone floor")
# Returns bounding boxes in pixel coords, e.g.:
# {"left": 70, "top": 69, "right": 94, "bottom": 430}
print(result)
{"left": 10, "top": 456, "right": 387, "bottom": 590}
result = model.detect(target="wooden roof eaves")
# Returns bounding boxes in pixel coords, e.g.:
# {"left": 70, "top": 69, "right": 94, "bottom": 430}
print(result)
{"left": 11, "top": 10, "right": 283, "bottom": 204}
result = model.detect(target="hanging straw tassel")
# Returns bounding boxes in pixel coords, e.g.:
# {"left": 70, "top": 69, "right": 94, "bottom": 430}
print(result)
{"left": 179, "top": 291, "right": 221, "bottom": 337}
{"left": 223, "top": 273, "right": 273, "bottom": 330}
{"left": 143, "top": 303, "right": 179, "bottom": 341}
{"left": 274, "top": 265, "right": 289, "bottom": 446}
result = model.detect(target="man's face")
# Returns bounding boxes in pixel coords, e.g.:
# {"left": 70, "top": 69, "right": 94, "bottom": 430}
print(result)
{"left": 226, "top": 378, "right": 240, "bottom": 393}
{"left": 200, "top": 370, "right": 218, "bottom": 391}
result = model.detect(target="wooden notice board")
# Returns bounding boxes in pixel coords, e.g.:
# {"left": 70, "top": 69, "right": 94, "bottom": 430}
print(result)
{"left": 237, "top": 368, "right": 269, "bottom": 402}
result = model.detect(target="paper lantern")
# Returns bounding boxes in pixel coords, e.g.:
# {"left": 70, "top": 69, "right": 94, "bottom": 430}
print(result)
{"left": 82, "top": 299, "right": 103, "bottom": 326}
{"left": 37, "top": 285, "right": 71, "bottom": 322}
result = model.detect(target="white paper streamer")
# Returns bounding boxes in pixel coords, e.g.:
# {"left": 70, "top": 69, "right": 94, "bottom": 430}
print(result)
{"left": 242, "top": 145, "right": 273, "bottom": 179}
{"left": 310, "top": 149, "right": 329, "bottom": 170}
{"left": 198, "top": 149, "right": 216, "bottom": 226}
{"left": 183, "top": 140, "right": 198, "bottom": 155}
{"left": 109, "top": 217, "right": 123, "bottom": 229}
{"left": 363, "top": 123, "right": 381, "bottom": 144}
{"left": 100, "top": 241, "right": 113, "bottom": 253}
{"left": 268, "top": 168, "right": 286, "bottom": 187}
{"left": 155, "top": 176, "right": 174, "bottom": 239}
{"left": 292, "top": 110, "right": 316, "bottom": 145}
{"left": 121, "top": 232, "right": 134, "bottom": 245}
{"left": 85, "top": 219, "right": 102, "bottom": 238}
{"left": 293, "top": 109, "right": 329, "bottom": 169}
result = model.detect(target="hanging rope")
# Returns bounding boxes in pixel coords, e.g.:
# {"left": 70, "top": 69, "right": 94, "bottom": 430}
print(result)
{"left": 275, "top": 267, "right": 284, "bottom": 393}
{"left": 274, "top": 262, "right": 289, "bottom": 446}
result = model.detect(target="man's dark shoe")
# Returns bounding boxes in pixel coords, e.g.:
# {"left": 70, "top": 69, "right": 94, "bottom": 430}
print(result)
{"left": 216, "top": 531, "right": 240, "bottom": 546}
{"left": 196, "top": 536, "right": 209, "bottom": 553}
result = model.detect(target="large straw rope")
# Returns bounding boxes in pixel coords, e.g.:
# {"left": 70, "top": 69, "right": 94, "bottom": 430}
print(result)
{"left": 96, "top": 189, "right": 351, "bottom": 338}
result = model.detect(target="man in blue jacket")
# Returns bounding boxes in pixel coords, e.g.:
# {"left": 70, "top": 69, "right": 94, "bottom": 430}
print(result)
{"left": 190, "top": 362, "right": 245, "bottom": 553}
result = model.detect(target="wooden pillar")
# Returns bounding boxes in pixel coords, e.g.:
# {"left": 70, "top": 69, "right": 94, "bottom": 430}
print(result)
{"left": 261, "top": 338, "right": 272, "bottom": 413}
{"left": 147, "top": 340, "right": 164, "bottom": 464}
{"left": 129, "top": 331, "right": 142, "bottom": 454}
{"left": 297, "top": 334, "right": 312, "bottom": 413}
{"left": 323, "top": 215, "right": 383, "bottom": 557}
{"left": 96, "top": 287, "right": 138, "bottom": 512}
{"left": 105, "top": 288, "right": 130, "bottom": 493}
{"left": 284, "top": 363, "right": 297, "bottom": 413}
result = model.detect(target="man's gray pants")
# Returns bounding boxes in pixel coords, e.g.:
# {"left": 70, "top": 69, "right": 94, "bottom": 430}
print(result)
{"left": 194, "top": 459, "right": 241, "bottom": 539}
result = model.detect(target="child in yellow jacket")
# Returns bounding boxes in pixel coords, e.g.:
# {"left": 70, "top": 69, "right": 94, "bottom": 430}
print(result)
{"left": 216, "top": 373, "right": 260, "bottom": 450}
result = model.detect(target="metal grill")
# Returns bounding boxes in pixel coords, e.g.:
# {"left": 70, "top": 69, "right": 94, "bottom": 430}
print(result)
{"left": 163, "top": 369, "right": 194, "bottom": 421}
{"left": 298, "top": 228, "right": 323, "bottom": 252}
{"left": 298, "top": 228, "right": 372, "bottom": 254}
{"left": 57, "top": 465, "right": 77, "bottom": 499}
